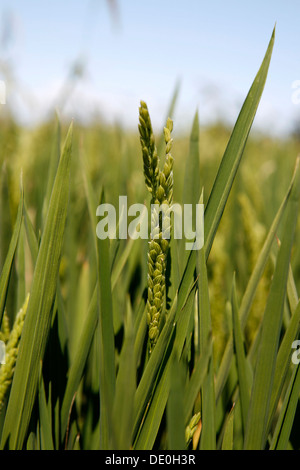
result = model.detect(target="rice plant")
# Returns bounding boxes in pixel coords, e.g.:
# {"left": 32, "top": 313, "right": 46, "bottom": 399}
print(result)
{"left": 0, "top": 26, "right": 300, "bottom": 451}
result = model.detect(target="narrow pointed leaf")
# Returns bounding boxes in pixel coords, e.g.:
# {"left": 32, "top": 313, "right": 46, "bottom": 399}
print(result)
{"left": 183, "top": 110, "right": 200, "bottom": 204}
{"left": 204, "top": 28, "right": 275, "bottom": 258}
{"left": 61, "top": 285, "right": 98, "bottom": 437}
{"left": 231, "top": 273, "right": 252, "bottom": 434}
{"left": 197, "top": 246, "right": 215, "bottom": 450}
{"left": 244, "top": 155, "right": 300, "bottom": 450}
{"left": 0, "top": 185, "right": 23, "bottom": 326}
{"left": 112, "top": 297, "right": 136, "bottom": 450}
{"left": 174, "top": 27, "right": 275, "bottom": 336}
{"left": 221, "top": 405, "right": 235, "bottom": 450}
{"left": 96, "top": 192, "right": 116, "bottom": 450}
{"left": 167, "top": 356, "right": 186, "bottom": 450}
{"left": 0, "top": 123, "right": 73, "bottom": 450}
{"left": 38, "top": 366, "right": 54, "bottom": 450}
{"left": 216, "top": 157, "right": 300, "bottom": 402}
{"left": 267, "top": 299, "right": 300, "bottom": 433}
{"left": 270, "top": 362, "right": 300, "bottom": 450}
{"left": 23, "top": 199, "right": 39, "bottom": 265}
{"left": 183, "top": 332, "right": 212, "bottom": 422}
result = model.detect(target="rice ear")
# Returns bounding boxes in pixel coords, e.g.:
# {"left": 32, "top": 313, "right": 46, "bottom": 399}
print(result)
{"left": 138, "top": 101, "right": 174, "bottom": 353}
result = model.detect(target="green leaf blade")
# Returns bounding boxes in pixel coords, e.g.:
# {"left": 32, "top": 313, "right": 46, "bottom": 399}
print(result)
{"left": 0, "top": 122, "right": 73, "bottom": 450}
{"left": 204, "top": 27, "right": 275, "bottom": 259}
{"left": 244, "top": 155, "right": 300, "bottom": 450}
{"left": 167, "top": 356, "right": 186, "bottom": 450}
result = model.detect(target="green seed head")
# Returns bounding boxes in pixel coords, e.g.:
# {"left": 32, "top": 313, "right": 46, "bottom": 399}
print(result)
{"left": 185, "top": 412, "right": 201, "bottom": 445}
{"left": 139, "top": 101, "right": 174, "bottom": 354}
{"left": 0, "top": 294, "right": 29, "bottom": 409}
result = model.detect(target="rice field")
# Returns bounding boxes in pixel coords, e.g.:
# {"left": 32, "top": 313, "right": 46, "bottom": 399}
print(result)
{"left": 0, "top": 27, "right": 300, "bottom": 450}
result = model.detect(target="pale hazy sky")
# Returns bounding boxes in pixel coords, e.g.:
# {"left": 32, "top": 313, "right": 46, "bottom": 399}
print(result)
{"left": 1, "top": 0, "right": 300, "bottom": 136}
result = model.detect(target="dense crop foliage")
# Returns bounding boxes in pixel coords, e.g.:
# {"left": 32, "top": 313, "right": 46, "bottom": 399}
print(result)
{"left": 1, "top": 28, "right": 300, "bottom": 450}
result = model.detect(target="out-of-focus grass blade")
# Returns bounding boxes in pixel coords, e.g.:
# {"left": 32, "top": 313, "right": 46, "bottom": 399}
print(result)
{"left": 42, "top": 114, "right": 61, "bottom": 225}
{"left": 38, "top": 364, "right": 54, "bottom": 450}
{"left": 111, "top": 238, "right": 135, "bottom": 290}
{"left": 287, "top": 264, "right": 299, "bottom": 314}
{"left": 197, "top": 246, "right": 215, "bottom": 450}
{"left": 16, "top": 224, "right": 26, "bottom": 311}
{"left": 79, "top": 146, "right": 130, "bottom": 448}
{"left": 23, "top": 199, "right": 39, "bottom": 265}
{"left": 231, "top": 273, "right": 252, "bottom": 435}
{"left": 221, "top": 404, "right": 235, "bottom": 450}
{"left": 182, "top": 111, "right": 200, "bottom": 208}
{"left": 179, "top": 111, "right": 201, "bottom": 275}
{"left": 244, "top": 156, "right": 300, "bottom": 450}
{"left": 0, "top": 123, "right": 73, "bottom": 450}
{"left": 165, "top": 79, "right": 180, "bottom": 122}
{"left": 111, "top": 206, "right": 147, "bottom": 290}
{"left": 183, "top": 332, "right": 212, "bottom": 422}
{"left": 174, "top": 27, "right": 275, "bottom": 330}
{"left": 204, "top": 28, "right": 275, "bottom": 258}
{"left": 270, "top": 362, "right": 300, "bottom": 450}
{"left": 166, "top": 355, "right": 186, "bottom": 450}
{"left": 111, "top": 296, "right": 136, "bottom": 449}
{"left": 80, "top": 143, "right": 116, "bottom": 448}
{"left": 267, "top": 299, "right": 300, "bottom": 433}
{"left": 0, "top": 182, "right": 23, "bottom": 326}
{"left": 216, "top": 157, "right": 300, "bottom": 402}
{"left": 68, "top": 260, "right": 91, "bottom": 361}
{"left": 79, "top": 142, "right": 98, "bottom": 247}
{"left": 26, "top": 432, "right": 37, "bottom": 450}
{"left": 0, "top": 162, "right": 12, "bottom": 272}
{"left": 80, "top": 139, "right": 133, "bottom": 289}
{"left": 61, "top": 285, "right": 97, "bottom": 438}
{"left": 96, "top": 191, "right": 116, "bottom": 450}
{"left": 0, "top": 164, "right": 18, "bottom": 318}
{"left": 133, "top": 303, "right": 147, "bottom": 369}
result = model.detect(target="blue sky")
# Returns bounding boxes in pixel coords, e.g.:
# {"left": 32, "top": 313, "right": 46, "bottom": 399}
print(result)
{"left": 1, "top": 0, "right": 300, "bottom": 135}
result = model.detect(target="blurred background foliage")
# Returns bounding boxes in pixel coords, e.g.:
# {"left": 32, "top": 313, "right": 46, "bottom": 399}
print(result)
{"left": 1, "top": 108, "right": 300, "bottom": 365}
